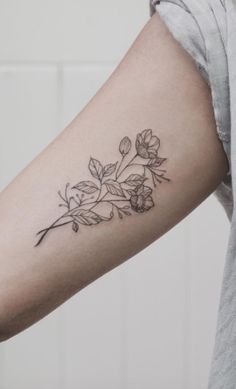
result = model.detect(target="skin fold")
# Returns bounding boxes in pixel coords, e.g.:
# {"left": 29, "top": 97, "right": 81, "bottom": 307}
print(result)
{"left": 0, "top": 11, "right": 229, "bottom": 341}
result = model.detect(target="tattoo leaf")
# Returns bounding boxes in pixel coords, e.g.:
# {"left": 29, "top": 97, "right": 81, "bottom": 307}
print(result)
{"left": 119, "top": 206, "right": 132, "bottom": 217}
{"left": 122, "top": 210, "right": 132, "bottom": 216}
{"left": 72, "top": 221, "right": 79, "bottom": 232}
{"left": 147, "top": 157, "right": 167, "bottom": 168}
{"left": 119, "top": 136, "right": 131, "bottom": 156}
{"left": 117, "top": 209, "right": 123, "bottom": 219}
{"left": 72, "top": 180, "right": 99, "bottom": 194}
{"left": 124, "top": 174, "right": 147, "bottom": 187}
{"left": 104, "top": 179, "right": 125, "bottom": 197}
{"left": 103, "top": 162, "right": 118, "bottom": 177}
{"left": 74, "top": 209, "right": 109, "bottom": 226}
{"left": 89, "top": 157, "right": 103, "bottom": 181}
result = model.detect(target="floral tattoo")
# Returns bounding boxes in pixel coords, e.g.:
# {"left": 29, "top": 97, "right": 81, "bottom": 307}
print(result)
{"left": 35, "top": 129, "right": 171, "bottom": 246}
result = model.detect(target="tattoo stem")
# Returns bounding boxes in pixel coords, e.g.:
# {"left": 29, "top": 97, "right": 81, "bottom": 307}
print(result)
{"left": 78, "top": 199, "right": 129, "bottom": 207}
{"left": 35, "top": 198, "right": 130, "bottom": 246}
{"left": 35, "top": 211, "right": 74, "bottom": 246}
{"left": 37, "top": 220, "right": 73, "bottom": 235}
{"left": 116, "top": 153, "right": 138, "bottom": 179}
{"left": 115, "top": 155, "right": 125, "bottom": 179}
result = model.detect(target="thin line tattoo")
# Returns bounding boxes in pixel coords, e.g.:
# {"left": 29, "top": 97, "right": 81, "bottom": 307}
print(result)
{"left": 35, "top": 129, "right": 171, "bottom": 247}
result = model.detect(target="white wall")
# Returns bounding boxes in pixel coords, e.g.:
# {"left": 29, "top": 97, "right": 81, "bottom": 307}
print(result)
{"left": 0, "top": 1, "right": 230, "bottom": 388}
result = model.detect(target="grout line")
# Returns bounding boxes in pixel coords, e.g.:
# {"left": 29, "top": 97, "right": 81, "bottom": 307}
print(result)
{"left": 0, "top": 344, "right": 6, "bottom": 388}
{"left": 120, "top": 267, "right": 128, "bottom": 389}
{"left": 183, "top": 217, "right": 192, "bottom": 389}
{"left": 55, "top": 62, "right": 67, "bottom": 389}
{"left": 56, "top": 63, "right": 64, "bottom": 135}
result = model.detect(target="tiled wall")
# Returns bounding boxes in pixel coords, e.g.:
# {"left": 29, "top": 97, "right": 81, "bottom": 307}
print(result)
{"left": 0, "top": 1, "right": 230, "bottom": 388}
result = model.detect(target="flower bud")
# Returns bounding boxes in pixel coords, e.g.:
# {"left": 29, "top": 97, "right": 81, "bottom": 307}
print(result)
{"left": 119, "top": 136, "right": 131, "bottom": 156}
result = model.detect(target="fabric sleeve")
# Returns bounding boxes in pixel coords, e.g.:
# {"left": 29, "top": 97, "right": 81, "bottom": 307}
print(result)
{"left": 153, "top": 1, "right": 231, "bottom": 179}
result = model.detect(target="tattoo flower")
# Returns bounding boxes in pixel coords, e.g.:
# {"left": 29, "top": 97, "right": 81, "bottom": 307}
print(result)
{"left": 129, "top": 184, "right": 154, "bottom": 213}
{"left": 135, "top": 129, "right": 160, "bottom": 159}
{"left": 35, "top": 128, "right": 171, "bottom": 247}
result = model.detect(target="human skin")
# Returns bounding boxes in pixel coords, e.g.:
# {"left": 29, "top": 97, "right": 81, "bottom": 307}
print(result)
{"left": 0, "top": 11, "right": 229, "bottom": 341}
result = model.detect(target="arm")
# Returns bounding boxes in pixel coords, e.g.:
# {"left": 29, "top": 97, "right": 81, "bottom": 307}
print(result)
{"left": 0, "top": 12, "right": 228, "bottom": 341}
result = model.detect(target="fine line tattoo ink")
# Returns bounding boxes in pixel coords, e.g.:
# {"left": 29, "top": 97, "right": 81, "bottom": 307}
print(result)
{"left": 35, "top": 129, "right": 171, "bottom": 246}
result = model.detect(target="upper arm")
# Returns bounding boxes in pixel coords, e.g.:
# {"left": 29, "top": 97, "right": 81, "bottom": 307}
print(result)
{"left": 0, "top": 12, "right": 228, "bottom": 341}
